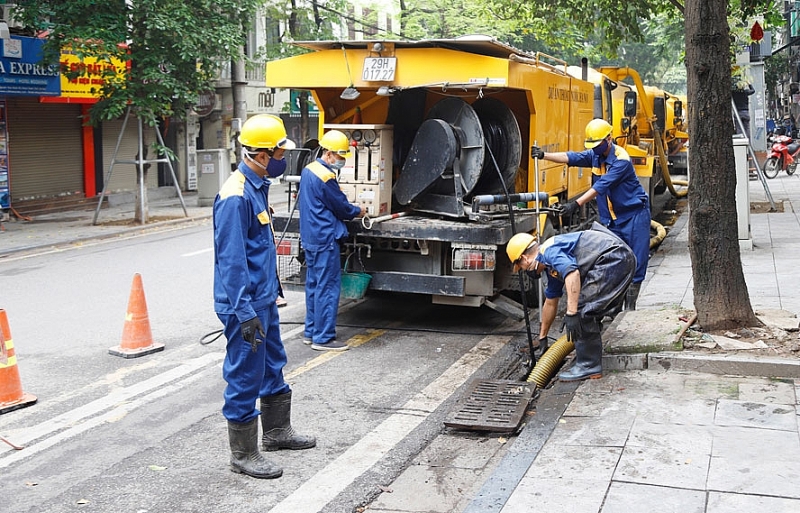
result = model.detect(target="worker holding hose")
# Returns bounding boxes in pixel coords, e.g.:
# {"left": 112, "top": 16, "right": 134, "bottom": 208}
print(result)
{"left": 531, "top": 118, "right": 650, "bottom": 310}
{"left": 506, "top": 223, "right": 635, "bottom": 381}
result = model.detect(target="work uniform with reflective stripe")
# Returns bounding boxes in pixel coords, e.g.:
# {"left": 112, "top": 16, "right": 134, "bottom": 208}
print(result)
{"left": 566, "top": 144, "right": 650, "bottom": 283}
{"left": 299, "top": 159, "right": 362, "bottom": 344}
{"left": 535, "top": 223, "right": 635, "bottom": 320}
{"left": 213, "top": 160, "right": 289, "bottom": 424}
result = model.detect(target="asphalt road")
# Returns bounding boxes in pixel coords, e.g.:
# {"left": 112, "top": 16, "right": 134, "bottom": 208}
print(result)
{"left": 0, "top": 222, "right": 529, "bottom": 513}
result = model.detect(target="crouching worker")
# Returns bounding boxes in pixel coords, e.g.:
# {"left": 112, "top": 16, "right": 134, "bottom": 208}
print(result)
{"left": 214, "top": 114, "right": 315, "bottom": 479}
{"left": 506, "top": 223, "right": 636, "bottom": 381}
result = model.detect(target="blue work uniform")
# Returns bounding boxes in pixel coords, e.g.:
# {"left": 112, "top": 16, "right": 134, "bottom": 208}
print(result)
{"left": 566, "top": 144, "right": 650, "bottom": 284}
{"left": 299, "top": 159, "right": 361, "bottom": 344}
{"left": 213, "top": 161, "right": 289, "bottom": 424}
{"left": 535, "top": 223, "right": 635, "bottom": 320}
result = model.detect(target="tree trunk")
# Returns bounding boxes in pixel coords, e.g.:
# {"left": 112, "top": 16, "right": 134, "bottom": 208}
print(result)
{"left": 685, "top": 0, "right": 760, "bottom": 331}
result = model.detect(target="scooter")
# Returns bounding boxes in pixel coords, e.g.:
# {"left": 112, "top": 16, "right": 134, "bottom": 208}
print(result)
{"left": 764, "top": 133, "right": 800, "bottom": 179}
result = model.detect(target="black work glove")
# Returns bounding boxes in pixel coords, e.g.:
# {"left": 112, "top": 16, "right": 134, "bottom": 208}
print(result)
{"left": 241, "top": 317, "right": 265, "bottom": 353}
{"left": 534, "top": 337, "right": 550, "bottom": 358}
{"left": 563, "top": 313, "right": 583, "bottom": 343}
{"left": 559, "top": 200, "right": 580, "bottom": 219}
{"left": 530, "top": 146, "right": 545, "bottom": 160}
{"left": 537, "top": 336, "right": 550, "bottom": 357}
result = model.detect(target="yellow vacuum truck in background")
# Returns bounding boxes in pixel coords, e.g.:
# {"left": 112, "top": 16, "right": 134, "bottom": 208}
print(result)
{"left": 266, "top": 37, "right": 685, "bottom": 307}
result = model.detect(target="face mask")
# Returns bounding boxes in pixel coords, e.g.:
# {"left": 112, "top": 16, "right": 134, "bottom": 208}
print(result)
{"left": 329, "top": 157, "right": 346, "bottom": 170}
{"left": 266, "top": 156, "right": 287, "bottom": 177}
{"left": 592, "top": 139, "right": 609, "bottom": 157}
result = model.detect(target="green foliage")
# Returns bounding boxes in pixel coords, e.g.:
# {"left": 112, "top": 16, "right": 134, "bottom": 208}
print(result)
{"left": 398, "top": 0, "right": 517, "bottom": 41}
{"left": 478, "top": 0, "right": 674, "bottom": 57}
{"left": 13, "top": 0, "right": 261, "bottom": 126}
{"left": 258, "top": 0, "right": 351, "bottom": 59}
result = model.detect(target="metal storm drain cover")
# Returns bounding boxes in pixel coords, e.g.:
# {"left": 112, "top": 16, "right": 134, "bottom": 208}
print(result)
{"left": 444, "top": 379, "right": 536, "bottom": 432}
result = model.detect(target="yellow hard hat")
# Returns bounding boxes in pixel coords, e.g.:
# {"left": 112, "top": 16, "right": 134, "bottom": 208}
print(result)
{"left": 584, "top": 118, "right": 613, "bottom": 149}
{"left": 238, "top": 114, "right": 296, "bottom": 150}
{"left": 507, "top": 233, "right": 538, "bottom": 271}
{"left": 319, "top": 130, "right": 352, "bottom": 158}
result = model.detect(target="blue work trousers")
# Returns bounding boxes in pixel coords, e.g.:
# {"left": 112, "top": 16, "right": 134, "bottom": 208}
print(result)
{"left": 219, "top": 302, "right": 290, "bottom": 423}
{"left": 304, "top": 243, "right": 341, "bottom": 344}
{"left": 609, "top": 202, "right": 650, "bottom": 284}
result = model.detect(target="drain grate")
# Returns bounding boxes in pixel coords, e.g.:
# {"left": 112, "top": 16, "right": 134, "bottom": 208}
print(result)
{"left": 444, "top": 379, "right": 536, "bottom": 432}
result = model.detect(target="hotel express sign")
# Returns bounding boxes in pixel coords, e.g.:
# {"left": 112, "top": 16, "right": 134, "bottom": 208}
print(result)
{"left": 0, "top": 36, "right": 126, "bottom": 99}
{"left": 0, "top": 36, "right": 60, "bottom": 96}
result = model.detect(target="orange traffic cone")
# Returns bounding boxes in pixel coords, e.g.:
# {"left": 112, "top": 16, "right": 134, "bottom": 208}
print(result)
{"left": 0, "top": 309, "right": 37, "bottom": 414}
{"left": 108, "top": 273, "right": 165, "bottom": 358}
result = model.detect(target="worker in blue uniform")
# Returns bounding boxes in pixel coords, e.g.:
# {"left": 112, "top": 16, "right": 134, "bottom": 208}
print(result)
{"left": 506, "top": 225, "right": 635, "bottom": 381}
{"left": 531, "top": 118, "right": 650, "bottom": 310}
{"left": 299, "top": 130, "right": 365, "bottom": 351}
{"left": 214, "top": 114, "right": 315, "bottom": 479}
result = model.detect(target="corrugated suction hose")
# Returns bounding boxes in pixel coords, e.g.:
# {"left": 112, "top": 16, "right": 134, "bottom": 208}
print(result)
{"left": 527, "top": 335, "right": 574, "bottom": 388}
{"left": 650, "top": 220, "right": 667, "bottom": 249}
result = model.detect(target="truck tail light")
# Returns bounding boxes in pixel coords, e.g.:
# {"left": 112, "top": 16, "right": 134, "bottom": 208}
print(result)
{"left": 451, "top": 246, "right": 496, "bottom": 271}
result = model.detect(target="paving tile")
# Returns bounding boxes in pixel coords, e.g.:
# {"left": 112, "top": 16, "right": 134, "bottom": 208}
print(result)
{"left": 625, "top": 419, "right": 714, "bottom": 452}
{"left": 714, "top": 399, "right": 798, "bottom": 431}
{"left": 499, "top": 477, "right": 608, "bottom": 513}
{"left": 614, "top": 443, "right": 710, "bottom": 489}
{"left": 683, "top": 377, "right": 742, "bottom": 400}
{"left": 707, "top": 491, "right": 800, "bottom": 513}
{"left": 547, "top": 412, "right": 635, "bottom": 447}
{"left": 601, "top": 482, "right": 705, "bottom": 513}
{"left": 528, "top": 444, "right": 622, "bottom": 481}
{"left": 738, "top": 380, "right": 796, "bottom": 405}
{"left": 711, "top": 425, "right": 800, "bottom": 460}
{"left": 708, "top": 425, "right": 800, "bottom": 498}
{"left": 708, "top": 457, "right": 800, "bottom": 499}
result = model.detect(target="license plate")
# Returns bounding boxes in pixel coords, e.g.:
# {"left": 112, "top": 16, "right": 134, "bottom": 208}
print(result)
{"left": 362, "top": 57, "right": 396, "bottom": 81}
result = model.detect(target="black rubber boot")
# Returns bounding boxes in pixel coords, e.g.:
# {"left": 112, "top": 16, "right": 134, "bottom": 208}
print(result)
{"left": 261, "top": 391, "right": 317, "bottom": 452}
{"left": 624, "top": 282, "right": 642, "bottom": 311}
{"left": 558, "top": 319, "right": 603, "bottom": 382}
{"left": 228, "top": 419, "right": 283, "bottom": 479}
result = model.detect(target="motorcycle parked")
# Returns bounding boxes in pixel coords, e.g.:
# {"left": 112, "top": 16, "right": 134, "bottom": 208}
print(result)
{"left": 764, "top": 133, "right": 800, "bottom": 179}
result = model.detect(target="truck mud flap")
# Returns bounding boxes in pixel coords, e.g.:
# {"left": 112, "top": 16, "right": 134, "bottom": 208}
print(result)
{"left": 369, "top": 271, "right": 465, "bottom": 296}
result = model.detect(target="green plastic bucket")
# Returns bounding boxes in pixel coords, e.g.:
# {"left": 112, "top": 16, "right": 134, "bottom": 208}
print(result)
{"left": 341, "top": 252, "right": 371, "bottom": 299}
{"left": 341, "top": 271, "right": 372, "bottom": 299}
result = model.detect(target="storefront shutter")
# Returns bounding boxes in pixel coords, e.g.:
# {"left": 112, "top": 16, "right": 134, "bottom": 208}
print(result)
{"left": 6, "top": 97, "right": 83, "bottom": 200}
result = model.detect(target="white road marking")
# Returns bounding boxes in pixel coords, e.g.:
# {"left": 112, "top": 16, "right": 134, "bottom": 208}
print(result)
{"left": 267, "top": 333, "right": 511, "bottom": 513}
{"left": 0, "top": 352, "right": 223, "bottom": 467}
{"left": 182, "top": 247, "right": 213, "bottom": 257}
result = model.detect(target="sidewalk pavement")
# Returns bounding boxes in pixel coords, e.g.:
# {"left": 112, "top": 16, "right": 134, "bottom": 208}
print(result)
{"left": 484, "top": 173, "right": 800, "bottom": 513}
{"left": 2, "top": 174, "right": 800, "bottom": 513}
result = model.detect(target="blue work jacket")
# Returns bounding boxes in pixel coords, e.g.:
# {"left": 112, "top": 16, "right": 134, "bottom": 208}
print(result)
{"left": 213, "top": 161, "right": 279, "bottom": 322}
{"left": 566, "top": 144, "right": 648, "bottom": 226}
{"left": 298, "top": 159, "right": 361, "bottom": 251}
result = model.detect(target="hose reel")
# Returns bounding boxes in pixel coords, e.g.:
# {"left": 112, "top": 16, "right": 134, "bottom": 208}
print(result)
{"left": 394, "top": 96, "right": 522, "bottom": 217}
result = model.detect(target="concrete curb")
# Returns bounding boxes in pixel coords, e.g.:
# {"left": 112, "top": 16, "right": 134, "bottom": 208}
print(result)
{"left": 604, "top": 351, "right": 800, "bottom": 378}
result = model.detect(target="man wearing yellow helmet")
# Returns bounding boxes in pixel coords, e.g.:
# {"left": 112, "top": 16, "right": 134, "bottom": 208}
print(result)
{"left": 213, "top": 114, "right": 315, "bottom": 479}
{"left": 530, "top": 118, "right": 650, "bottom": 310}
{"left": 506, "top": 223, "right": 635, "bottom": 381}
{"left": 299, "top": 130, "right": 366, "bottom": 352}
